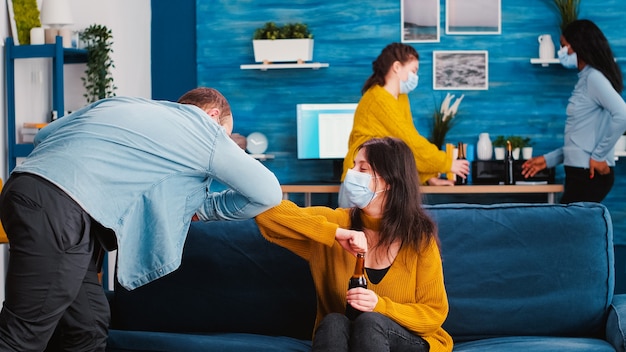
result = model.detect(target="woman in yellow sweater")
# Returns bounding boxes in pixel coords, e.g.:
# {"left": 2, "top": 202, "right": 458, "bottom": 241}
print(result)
{"left": 339, "top": 43, "right": 469, "bottom": 207}
{"left": 255, "top": 137, "right": 452, "bottom": 352}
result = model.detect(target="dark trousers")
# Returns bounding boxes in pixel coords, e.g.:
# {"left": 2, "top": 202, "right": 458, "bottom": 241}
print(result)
{"left": 0, "top": 173, "right": 110, "bottom": 351}
{"left": 560, "top": 166, "right": 615, "bottom": 204}
{"left": 312, "top": 312, "right": 430, "bottom": 352}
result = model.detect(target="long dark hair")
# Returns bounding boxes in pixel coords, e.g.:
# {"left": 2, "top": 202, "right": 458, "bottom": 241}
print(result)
{"left": 563, "top": 19, "right": 623, "bottom": 93}
{"left": 350, "top": 137, "right": 437, "bottom": 254}
{"left": 361, "top": 43, "right": 419, "bottom": 94}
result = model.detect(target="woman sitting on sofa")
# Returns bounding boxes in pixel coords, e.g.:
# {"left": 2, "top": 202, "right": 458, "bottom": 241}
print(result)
{"left": 255, "top": 137, "right": 452, "bottom": 352}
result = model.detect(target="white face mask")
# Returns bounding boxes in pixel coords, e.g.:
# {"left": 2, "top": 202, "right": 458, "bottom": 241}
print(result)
{"left": 558, "top": 46, "right": 578, "bottom": 69}
{"left": 400, "top": 71, "right": 419, "bottom": 94}
{"left": 342, "top": 169, "right": 384, "bottom": 209}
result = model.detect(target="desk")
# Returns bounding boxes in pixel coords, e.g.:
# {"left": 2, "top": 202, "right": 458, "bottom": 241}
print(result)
{"left": 281, "top": 184, "right": 564, "bottom": 206}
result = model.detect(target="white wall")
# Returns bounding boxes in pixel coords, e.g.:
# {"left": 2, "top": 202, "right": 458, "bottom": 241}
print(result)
{"left": 0, "top": 0, "right": 151, "bottom": 300}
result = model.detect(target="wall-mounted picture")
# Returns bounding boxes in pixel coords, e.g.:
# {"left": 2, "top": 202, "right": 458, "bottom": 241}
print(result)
{"left": 401, "top": 0, "right": 440, "bottom": 43}
{"left": 433, "top": 50, "right": 488, "bottom": 90}
{"left": 445, "top": 0, "right": 501, "bottom": 35}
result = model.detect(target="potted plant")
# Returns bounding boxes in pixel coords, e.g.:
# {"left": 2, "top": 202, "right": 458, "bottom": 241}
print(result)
{"left": 552, "top": 0, "right": 581, "bottom": 32}
{"left": 80, "top": 24, "right": 117, "bottom": 103}
{"left": 429, "top": 93, "right": 464, "bottom": 150}
{"left": 252, "top": 22, "right": 314, "bottom": 64}
{"left": 492, "top": 135, "right": 506, "bottom": 160}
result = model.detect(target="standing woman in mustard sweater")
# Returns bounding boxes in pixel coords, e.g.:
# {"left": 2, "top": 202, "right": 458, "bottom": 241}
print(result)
{"left": 339, "top": 43, "right": 469, "bottom": 207}
{"left": 256, "top": 137, "right": 452, "bottom": 352}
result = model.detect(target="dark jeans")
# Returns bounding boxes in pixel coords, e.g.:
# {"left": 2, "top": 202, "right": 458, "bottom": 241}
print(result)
{"left": 312, "top": 312, "right": 430, "bottom": 352}
{"left": 0, "top": 173, "right": 110, "bottom": 351}
{"left": 560, "top": 166, "right": 615, "bottom": 204}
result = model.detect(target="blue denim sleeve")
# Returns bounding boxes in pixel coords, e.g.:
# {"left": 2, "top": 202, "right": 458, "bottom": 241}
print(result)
{"left": 197, "top": 130, "right": 282, "bottom": 221}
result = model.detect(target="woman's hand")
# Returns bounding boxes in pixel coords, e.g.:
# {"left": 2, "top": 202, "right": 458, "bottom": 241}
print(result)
{"left": 335, "top": 228, "right": 367, "bottom": 255}
{"left": 589, "top": 158, "right": 610, "bottom": 179}
{"left": 521, "top": 156, "right": 547, "bottom": 178}
{"left": 450, "top": 159, "right": 470, "bottom": 179}
{"left": 346, "top": 287, "right": 378, "bottom": 312}
{"left": 427, "top": 177, "right": 454, "bottom": 186}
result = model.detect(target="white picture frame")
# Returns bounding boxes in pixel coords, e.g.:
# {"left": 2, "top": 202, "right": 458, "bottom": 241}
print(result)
{"left": 433, "top": 50, "right": 489, "bottom": 90}
{"left": 445, "top": 0, "right": 501, "bottom": 35}
{"left": 401, "top": 0, "right": 440, "bottom": 43}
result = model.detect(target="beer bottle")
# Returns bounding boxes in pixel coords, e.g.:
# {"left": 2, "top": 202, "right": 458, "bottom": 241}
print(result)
{"left": 345, "top": 253, "right": 367, "bottom": 320}
{"left": 504, "top": 140, "right": 515, "bottom": 185}
{"left": 455, "top": 142, "right": 467, "bottom": 185}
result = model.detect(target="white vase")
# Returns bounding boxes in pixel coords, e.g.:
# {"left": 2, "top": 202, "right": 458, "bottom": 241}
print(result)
{"left": 512, "top": 148, "right": 520, "bottom": 160}
{"left": 522, "top": 147, "right": 533, "bottom": 160}
{"left": 476, "top": 133, "right": 493, "bottom": 160}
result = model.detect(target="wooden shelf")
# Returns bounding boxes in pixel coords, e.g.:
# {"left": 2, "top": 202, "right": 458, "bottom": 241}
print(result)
{"left": 240, "top": 62, "right": 329, "bottom": 70}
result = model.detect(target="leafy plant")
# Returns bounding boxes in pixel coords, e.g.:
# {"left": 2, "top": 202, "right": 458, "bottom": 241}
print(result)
{"left": 551, "top": 0, "right": 580, "bottom": 32}
{"left": 80, "top": 24, "right": 117, "bottom": 103}
{"left": 253, "top": 22, "right": 313, "bottom": 40}
{"left": 492, "top": 135, "right": 507, "bottom": 148}
{"left": 429, "top": 93, "right": 465, "bottom": 150}
{"left": 11, "top": 0, "right": 41, "bottom": 45}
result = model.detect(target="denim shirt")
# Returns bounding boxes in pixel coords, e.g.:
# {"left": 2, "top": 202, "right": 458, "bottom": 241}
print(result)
{"left": 14, "top": 97, "right": 282, "bottom": 290}
{"left": 544, "top": 66, "right": 626, "bottom": 168}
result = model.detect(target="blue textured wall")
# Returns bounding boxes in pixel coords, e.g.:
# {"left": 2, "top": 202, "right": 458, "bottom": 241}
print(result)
{"left": 194, "top": 0, "right": 625, "bottom": 241}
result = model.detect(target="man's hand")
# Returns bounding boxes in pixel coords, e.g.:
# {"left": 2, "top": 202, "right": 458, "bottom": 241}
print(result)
{"left": 335, "top": 228, "right": 367, "bottom": 256}
{"left": 521, "top": 156, "right": 547, "bottom": 178}
{"left": 589, "top": 158, "right": 610, "bottom": 179}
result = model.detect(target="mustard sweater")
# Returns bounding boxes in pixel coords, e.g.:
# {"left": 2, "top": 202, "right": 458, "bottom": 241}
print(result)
{"left": 255, "top": 200, "right": 453, "bottom": 352}
{"left": 342, "top": 85, "right": 452, "bottom": 184}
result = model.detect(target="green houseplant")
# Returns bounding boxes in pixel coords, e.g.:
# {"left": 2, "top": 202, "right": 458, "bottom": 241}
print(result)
{"left": 80, "top": 24, "right": 117, "bottom": 103}
{"left": 252, "top": 22, "right": 314, "bottom": 63}
{"left": 10, "top": 0, "right": 41, "bottom": 45}
{"left": 551, "top": 0, "right": 581, "bottom": 31}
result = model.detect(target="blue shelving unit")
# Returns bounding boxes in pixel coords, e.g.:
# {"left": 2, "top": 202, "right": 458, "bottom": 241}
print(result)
{"left": 4, "top": 36, "right": 87, "bottom": 172}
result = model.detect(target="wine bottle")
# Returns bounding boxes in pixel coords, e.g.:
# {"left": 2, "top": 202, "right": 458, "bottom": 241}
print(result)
{"left": 345, "top": 253, "right": 367, "bottom": 320}
{"left": 504, "top": 140, "right": 515, "bottom": 185}
{"left": 455, "top": 142, "right": 467, "bottom": 185}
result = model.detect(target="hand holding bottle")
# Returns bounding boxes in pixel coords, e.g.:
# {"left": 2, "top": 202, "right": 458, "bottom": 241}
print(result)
{"left": 346, "top": 287, "right": 378, "bottom": 314}
{"left": 335, "top": 228, "right": 368, "bottom": 255}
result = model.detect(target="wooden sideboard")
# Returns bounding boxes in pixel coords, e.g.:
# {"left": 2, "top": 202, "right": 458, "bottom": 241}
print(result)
{"left": 281, "top": 184, "right": 564, "bottom": 206}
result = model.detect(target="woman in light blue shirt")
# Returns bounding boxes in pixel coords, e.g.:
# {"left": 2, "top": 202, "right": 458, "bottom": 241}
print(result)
{"left": 522, "top": 19, "right": 626, "bottom": 203}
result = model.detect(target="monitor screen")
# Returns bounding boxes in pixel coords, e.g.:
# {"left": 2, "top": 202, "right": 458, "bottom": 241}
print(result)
{"left": 296, "top": 103, "right": 357, "bottom": 159}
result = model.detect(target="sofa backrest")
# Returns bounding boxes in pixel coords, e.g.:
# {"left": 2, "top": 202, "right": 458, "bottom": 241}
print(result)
{"left": 110, "top": 219, "right": 317, "bottom": 340}
{"left": 424, "top": 202, "right": 614, "bottom": 342}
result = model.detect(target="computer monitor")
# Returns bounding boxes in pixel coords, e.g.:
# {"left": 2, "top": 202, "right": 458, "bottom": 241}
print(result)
{"left": 296, "top": 103, "right": 358, "bottom": 160}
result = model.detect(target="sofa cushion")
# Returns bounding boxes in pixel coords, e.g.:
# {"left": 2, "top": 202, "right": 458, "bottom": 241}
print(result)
{"left": 110, "top": 219, "right": 316, "bottom": 340}
{"left": 106, "top": 331, "right": 312, "bottom": 352}
{"left": 424, "top": 202, "right": 614, "bottom": 341}
{"left": 453, "top": 336, "right": 615, "bottom": 352}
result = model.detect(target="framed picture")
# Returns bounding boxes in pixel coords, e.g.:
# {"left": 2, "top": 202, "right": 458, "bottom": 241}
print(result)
{"left": 433, "top": 50, "right": 489, "bottom": 90}
{"left": 7, "top": 0, "right": 20, "bottom": 45}
{"left": 445, "top": 0, "right": 501, "bottom": 35}
{"left": 401, "top": 0, "right": 440, "bottom": 43}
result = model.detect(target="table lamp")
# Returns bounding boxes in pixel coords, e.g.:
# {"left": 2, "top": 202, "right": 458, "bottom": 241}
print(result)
{"left": 40, "top": 0, "right": 73, "bottom": 46}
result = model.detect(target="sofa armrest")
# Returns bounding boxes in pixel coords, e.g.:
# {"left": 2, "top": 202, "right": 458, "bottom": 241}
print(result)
{"left": 606, "top": 294, "right": 626, "bottom": 352}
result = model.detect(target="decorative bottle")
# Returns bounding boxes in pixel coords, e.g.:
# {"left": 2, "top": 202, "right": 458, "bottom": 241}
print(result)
{"left": 504, "top": 140, "right": 515, "bottom": 185}
{"left": 345, "top": 253, "right": 367, "bottom": 320}
{"left": 455, "top": 142, "right": 467, "bottom": 185}
{"left": 476, "top": 133, "right": 493, "bottom": 160}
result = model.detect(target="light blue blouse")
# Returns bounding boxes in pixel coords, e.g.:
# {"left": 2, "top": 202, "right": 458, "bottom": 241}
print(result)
{"left": 14, "top": 97, "right": 282, "bottom": 290}
{"left": 544, "top": 66, "right": 626, "bottom": 168}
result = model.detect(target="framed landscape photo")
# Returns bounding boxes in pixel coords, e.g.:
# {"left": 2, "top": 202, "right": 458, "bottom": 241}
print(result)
{"left": 401, "top": 0, "right": 440, "bottom": 43}
{"left": 433, "top": 50, "right": 488, "bottom": 90}
{"left": 445, "top": 0, "right": 501, "bottom": 35}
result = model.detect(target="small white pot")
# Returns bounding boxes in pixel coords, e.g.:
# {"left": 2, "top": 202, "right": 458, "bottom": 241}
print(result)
{"left": 494, "top": 147, "right": 505, "bottom": 160}
{"left": 522, "top": 147, "right": 533, "bottom": 160}
{"left": 512, "top": 148, "right": 520, "bottom": 160}
{"left": 252, "top": 39, "right": 314, "bottom": 63}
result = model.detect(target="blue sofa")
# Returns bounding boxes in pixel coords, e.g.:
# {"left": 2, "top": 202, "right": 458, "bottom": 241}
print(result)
{"left": 106, "top": 202, "right": 626, "bottom": 352}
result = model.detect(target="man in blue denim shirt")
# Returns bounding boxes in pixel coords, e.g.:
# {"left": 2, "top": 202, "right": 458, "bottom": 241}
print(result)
{"left": 0, "top": 87, "right": 282, "bottom": 351}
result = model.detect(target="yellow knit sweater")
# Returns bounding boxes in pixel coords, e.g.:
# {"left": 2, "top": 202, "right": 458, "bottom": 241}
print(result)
{"left": 341, "top": 85, "right": 452, "bottom": 184}
{"left": 255, "top": 200, "right": 453, "bottom": 352}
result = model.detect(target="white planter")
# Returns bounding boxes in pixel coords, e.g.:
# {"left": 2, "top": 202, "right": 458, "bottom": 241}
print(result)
{"left": 494, "top": 147, "right": 505, "bottom": 160}
{"left": 522, "top": 147, "right": 533, "bottom": 160}
{"left": 512, "top": 147, "right": 520, "bottom": 160}
{"left": 252, "top": 39, "right": 314, "bottom": 63}
{"left": 615, "top": 135, "right": 626, "bottom": 152}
